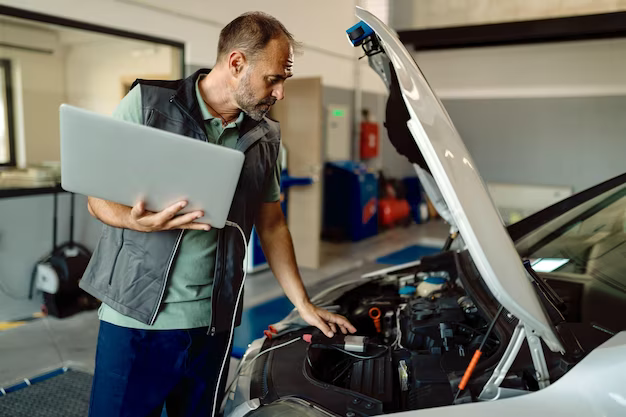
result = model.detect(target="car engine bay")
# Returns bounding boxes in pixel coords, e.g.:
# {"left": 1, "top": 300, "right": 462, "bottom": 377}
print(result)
{"left": 241, "top": 251, "right": 588, "bottom": 416}
{"left": 305, "top": 276, "right": 502, "bottom": 411}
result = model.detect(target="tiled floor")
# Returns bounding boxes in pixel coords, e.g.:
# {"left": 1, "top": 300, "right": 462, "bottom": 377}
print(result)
{"left": 0, "top": 221, "right": 448, "bottom": 389}
{"left": 0, "top": 296, "right": 44, "bottom": 325}
{"left": 0, "top": 311, "right": 99, "bottom": 388}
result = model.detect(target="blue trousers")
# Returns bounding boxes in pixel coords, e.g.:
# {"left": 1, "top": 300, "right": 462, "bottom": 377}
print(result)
{"left": 89, "top": 321, "right": 230, "bottom": 417}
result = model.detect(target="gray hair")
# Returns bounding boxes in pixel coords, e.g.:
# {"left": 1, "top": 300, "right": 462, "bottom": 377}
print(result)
{"left": 217, "top": 11, "right": 300, "bottom": 64}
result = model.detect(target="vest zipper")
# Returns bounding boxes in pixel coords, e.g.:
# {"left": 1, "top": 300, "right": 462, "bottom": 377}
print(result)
{"left": 208, "top": 127, "right": 268, "bottom": 416}
{"left": 206, "top": 122, "right": 266, "bottom": 335}
{"left": 149, "top": 230, "right": 184, "bottom": 325}
{"left": 171, "top": 94, "right": 217, "bottom": 332}
{"left": 208, "top": 228, "right": 226, "bottom": 336}
{"left": 148, "top": 98, "right": 204, "bottom": 326}
{"left": 170, "top": 96, "right": 208, "bottom": 141}
{"left": 107, "top": 229, "right": 124, "bottom": 286}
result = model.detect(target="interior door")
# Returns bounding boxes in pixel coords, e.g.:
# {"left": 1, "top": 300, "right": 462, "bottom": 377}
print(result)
{"left": 271, "top": 77, "right": 323, "bottom": 269}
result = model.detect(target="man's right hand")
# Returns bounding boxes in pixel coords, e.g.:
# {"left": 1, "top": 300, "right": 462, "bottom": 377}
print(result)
{"left": 129, "top": 200, "right": 211, "bottom": 232}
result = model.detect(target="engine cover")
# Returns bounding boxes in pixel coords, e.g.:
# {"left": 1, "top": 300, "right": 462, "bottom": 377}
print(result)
{"left": 401, "top": 297, "right": 464, "bottom": 352}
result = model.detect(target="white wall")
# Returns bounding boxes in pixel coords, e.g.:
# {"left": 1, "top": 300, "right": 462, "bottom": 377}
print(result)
{"left": 414, "top": 38, "right": 626, "bottom": 99}
{"left": 443, "top": 96, "right": 626, "bottom": 193}
{"left": 406, "top": 37, "right": 626, "bottom": 192}
{"left": 376, "top": 36, "right": 626, "bottom": 185}
{"left": 392, "top": 0, "right": 626, "bottom": 30}
{"left": 2, "top": 0, "right": 387, "bottom": 94}
{"left": 0, "top": 22, "right": 65, "bottom": 166}
{"left": 65, "top": 38, "right": 179, "bottom": 116}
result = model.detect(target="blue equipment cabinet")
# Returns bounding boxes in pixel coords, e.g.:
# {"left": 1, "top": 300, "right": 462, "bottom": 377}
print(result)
{"left": 322, "top": 161, "right": 378, "bottom": 242}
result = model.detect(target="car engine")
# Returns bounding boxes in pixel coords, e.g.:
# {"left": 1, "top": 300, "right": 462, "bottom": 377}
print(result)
{"left": 304, "top": 268, "right": 508, "bottom": 413}
{"left": 241, "top": 253, "right": 554, "bottom": 417}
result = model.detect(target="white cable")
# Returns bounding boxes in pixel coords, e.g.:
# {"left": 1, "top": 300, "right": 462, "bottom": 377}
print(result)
{"left": 213, "top": 220, "right": 248, "bottom": 417}
{"left": 244, "top": 337, "right": 301, "bottom": 372}
{"left": 393, "top": 306, "right": 405, "bottom": 349}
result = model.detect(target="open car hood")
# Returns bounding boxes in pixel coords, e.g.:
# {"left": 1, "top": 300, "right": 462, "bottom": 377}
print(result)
{"left": 352, "top": 7, "right": 563, "bottom": 353}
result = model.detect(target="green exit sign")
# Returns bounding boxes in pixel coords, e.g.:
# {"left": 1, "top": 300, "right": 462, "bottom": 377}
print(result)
{"left": 332, "top": 109, "right": 345, "bottom": 117}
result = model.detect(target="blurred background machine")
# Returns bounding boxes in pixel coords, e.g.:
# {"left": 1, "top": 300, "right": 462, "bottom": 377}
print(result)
{"left": 322, "top": 161, "right": 378, "bottom": 242}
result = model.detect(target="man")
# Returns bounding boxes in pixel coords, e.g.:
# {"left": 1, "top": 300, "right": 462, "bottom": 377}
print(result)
{"left": 82, "top": 12, "right": 356, "bottom": 417}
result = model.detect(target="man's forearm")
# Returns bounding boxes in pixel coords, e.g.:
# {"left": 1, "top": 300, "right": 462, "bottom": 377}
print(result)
{"left": 258, "top": 219, "right": 310, "bottom": 309}
{"left": 87, "top": 197, "right": 132, "bottom": 229}
{"left": 255, "top": 202, "right": 357, "bottom": 337}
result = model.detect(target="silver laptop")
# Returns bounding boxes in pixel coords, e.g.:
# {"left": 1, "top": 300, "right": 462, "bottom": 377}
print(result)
{"left": 60, "top": 104, "right": 244, "bottom": 229}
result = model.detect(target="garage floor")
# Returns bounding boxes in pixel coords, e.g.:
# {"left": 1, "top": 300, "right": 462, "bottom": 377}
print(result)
{"left": 0, "top": 221, "right": 448, "bottom": 394}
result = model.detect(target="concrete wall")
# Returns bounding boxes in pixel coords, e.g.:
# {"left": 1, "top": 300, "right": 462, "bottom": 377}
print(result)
{"left": 0, "top": 193, "right": 101, "bottom": 321}
{"left": 443, "top": 96, "right": 626, "bottom": 193}
{"left": 414, "top": 38, "right": 626, "bottom": 100}
{"left": 322, "top": 86, "right": 354, "bottom": 161}
{"left": 411, "top": 37, "right": 626, "bottom": 192}
{"left": 392, "top": 0, "right": 626, "bottom": 30}
{"left": 360, "top": 91, "right": 387, "bottom": 173}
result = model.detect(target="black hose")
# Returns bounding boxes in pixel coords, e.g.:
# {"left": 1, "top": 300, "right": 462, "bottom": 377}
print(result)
{"left": 479, "top": 306, "right": 504, "bottom": 351}
{"left": 453, "top": 252, "right": 513, "bottom": 375}
{"left": 442, "top": 233, "right": 455, "bottom": 251}
{"left": 454, "top": 305, "right": 504, "bottom": 402}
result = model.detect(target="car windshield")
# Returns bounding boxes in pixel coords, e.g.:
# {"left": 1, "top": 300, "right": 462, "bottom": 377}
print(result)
{"left": 516, "top": 182, "right": 626, "bottom": 293}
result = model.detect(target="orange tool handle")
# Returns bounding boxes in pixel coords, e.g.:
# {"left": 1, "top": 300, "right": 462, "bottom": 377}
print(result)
{"left": 458, "top": 350, "right": 482, "bottom": 391}
{"left": 373, "top": 319, "right": 381, "bottom": 333}
{"left": 369, "top": 307, "right": 382, "bottom": 333}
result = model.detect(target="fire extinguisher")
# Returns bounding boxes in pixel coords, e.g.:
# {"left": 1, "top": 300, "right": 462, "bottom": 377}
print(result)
{"left": 360, "top": 109, "right": 379, "bottom": 160}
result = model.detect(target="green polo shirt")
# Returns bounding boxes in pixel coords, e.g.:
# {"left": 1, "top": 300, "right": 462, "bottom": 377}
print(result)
{"left": 99, "top": 76, "right": 280, "bottom": 329}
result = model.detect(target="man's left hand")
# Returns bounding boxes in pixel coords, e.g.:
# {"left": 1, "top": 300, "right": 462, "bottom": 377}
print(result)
{"left": 298, "top": 302, "right": 357, "bottom": 338}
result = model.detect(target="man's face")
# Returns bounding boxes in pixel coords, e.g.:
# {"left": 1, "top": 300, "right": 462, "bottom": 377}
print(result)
{"left": 234, "top": 36, "right": 293, "bottom": 121}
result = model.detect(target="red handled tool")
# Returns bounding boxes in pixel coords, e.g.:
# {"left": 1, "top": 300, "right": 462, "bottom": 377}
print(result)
{"left": 263, "top": 325, "right": 279, "bottom": 340}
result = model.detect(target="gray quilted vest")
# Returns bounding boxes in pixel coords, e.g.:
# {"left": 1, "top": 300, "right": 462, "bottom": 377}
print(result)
{"left": 79, "top": 69, "right": 281, "bottom": 334}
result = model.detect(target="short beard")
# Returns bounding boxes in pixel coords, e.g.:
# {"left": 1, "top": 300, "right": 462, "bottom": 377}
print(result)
{"left": 234, "top": 71, "right": 276, "bottom": 121}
